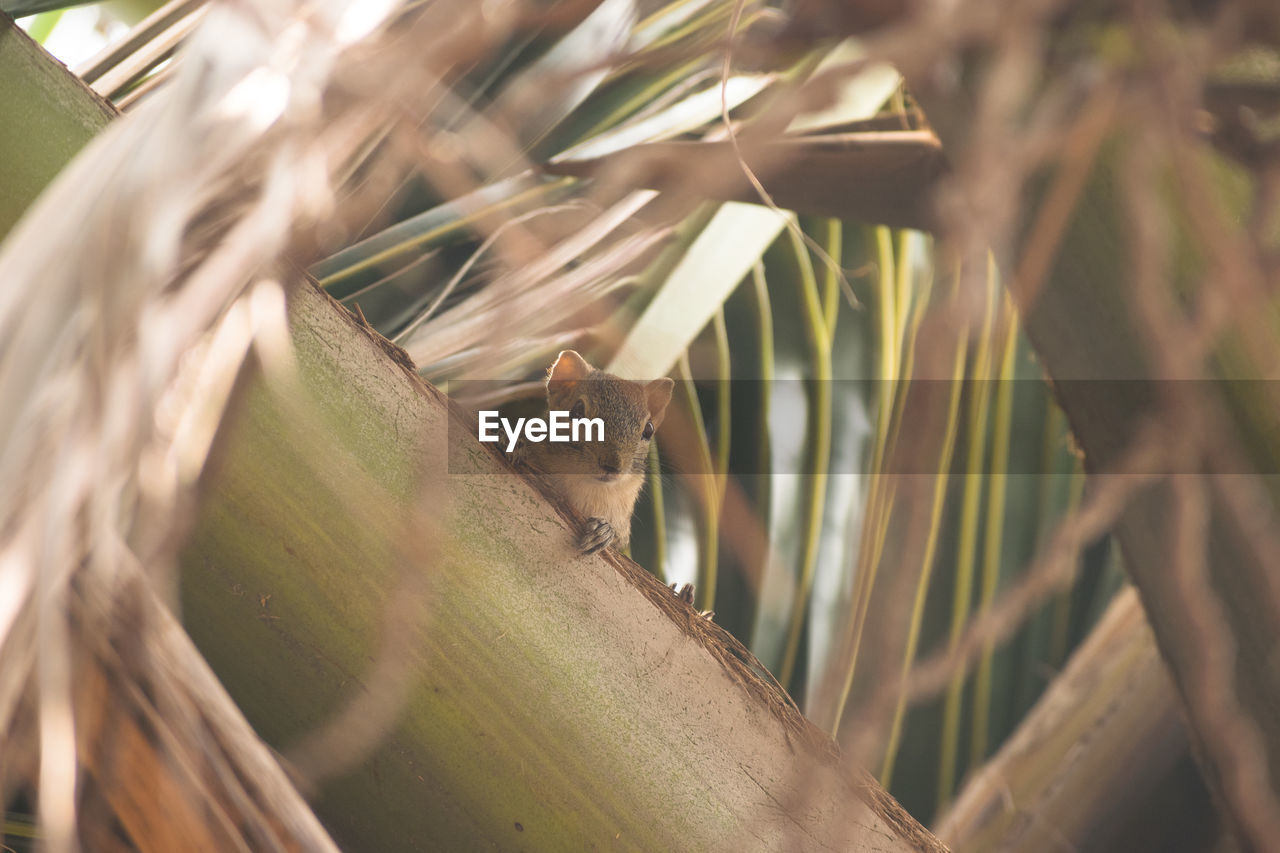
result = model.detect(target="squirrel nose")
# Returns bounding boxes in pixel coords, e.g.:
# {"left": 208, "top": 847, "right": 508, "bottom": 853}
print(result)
{"left": 600, "top": 460, "right": 621, "bottom": 475}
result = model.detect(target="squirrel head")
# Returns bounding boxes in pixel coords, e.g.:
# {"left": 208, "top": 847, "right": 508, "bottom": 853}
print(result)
{"left": 544, "top": 350, "right": 674, "bottom": 481}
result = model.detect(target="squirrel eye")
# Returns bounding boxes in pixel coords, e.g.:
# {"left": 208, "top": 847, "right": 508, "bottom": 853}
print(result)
{"left": 571, "top": 400, "right": 585, "bottom": 419}
{"left": 642, "top": 421, "right": 654, "bottom": 440}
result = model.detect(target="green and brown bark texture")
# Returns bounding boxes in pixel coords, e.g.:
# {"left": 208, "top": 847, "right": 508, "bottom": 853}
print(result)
{"left": 179, "top": 276, "right": 946, "bottom": 852}
{"left": 936, "top": 587, "right": 1226, "bottom": 853}
{"left": 0, "top": 15, "right": 115, "bottom": 238}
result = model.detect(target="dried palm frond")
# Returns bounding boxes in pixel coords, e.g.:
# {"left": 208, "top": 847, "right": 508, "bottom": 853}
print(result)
{"left": 0, "top": 0, "right": 528, "bottom": 846}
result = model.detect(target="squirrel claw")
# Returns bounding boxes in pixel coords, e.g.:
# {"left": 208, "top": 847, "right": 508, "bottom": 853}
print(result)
{"left": 670, "top": 582, "right": 695, "bottom": 604}
{"left": 578, "top": 518, "right": 614, "bottom": 554}
{"left": 669, "top": 582, "right": 715, "bottom": 620}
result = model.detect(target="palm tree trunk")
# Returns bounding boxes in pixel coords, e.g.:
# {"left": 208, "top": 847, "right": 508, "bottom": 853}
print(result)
{"left": 178, "top": 273, "right": 944, "bottom": 851}
{"left": 0, "top": 13, "right": 114, "bottom": 237}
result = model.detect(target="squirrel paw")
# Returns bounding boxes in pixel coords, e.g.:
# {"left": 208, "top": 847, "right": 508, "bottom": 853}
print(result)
{"left": 578, "top": 518, "right": 614, "bottom": 554}
{"left": 669, "top": 582, "right": 715, "bottom": 621}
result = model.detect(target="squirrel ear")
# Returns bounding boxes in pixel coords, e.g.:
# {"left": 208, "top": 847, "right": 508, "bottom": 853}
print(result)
{"left": 546, "top": 350, "right": 593, "bottom": 407}
{"left": 645, "top": 377, "right": 674, "bottom": 428}
{"left": 547, "top": 350, "right": 593, "bottom": 386}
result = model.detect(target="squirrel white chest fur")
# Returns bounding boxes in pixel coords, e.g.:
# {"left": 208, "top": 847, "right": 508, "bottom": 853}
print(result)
{"left": 531, "top": 468, "right": 647, "bottom": 550}
{"left": 515, "top": 350, "right": 673, "bottom": 554}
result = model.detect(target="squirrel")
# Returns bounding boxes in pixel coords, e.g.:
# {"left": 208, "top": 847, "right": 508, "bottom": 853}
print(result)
{"left": 515, "top": 350, "right": 673, "bottom": 555}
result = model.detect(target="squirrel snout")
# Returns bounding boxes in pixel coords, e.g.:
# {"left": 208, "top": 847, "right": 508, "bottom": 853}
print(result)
{"left": 596, "top": 451, "right": 628, "bottom": 478}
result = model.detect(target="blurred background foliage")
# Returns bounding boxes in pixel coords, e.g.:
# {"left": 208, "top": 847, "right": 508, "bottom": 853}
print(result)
{"left": 5, "top": 0, "right": 1279, "bottom": 848}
